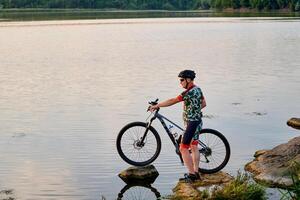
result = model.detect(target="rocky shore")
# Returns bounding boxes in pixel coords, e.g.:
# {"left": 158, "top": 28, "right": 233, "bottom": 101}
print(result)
{"left": 245, "top": 118, "right": 300, "bottom": 188}
{"left": 171, "top": 171, "right": 234, "bottom": 199}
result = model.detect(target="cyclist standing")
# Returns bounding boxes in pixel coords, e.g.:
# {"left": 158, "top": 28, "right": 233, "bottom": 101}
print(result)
{"left": 149, "top": 69, "right": 206, "bottom": 182}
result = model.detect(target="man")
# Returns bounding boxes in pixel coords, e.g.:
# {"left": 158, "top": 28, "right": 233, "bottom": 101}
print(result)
{"left": 150, "top": 69, "right": 206, "bottom": 182}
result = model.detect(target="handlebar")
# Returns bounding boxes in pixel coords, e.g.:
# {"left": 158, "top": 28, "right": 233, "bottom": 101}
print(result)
{"left": 149, "top": 98, "right": 159, "bottom": 106}
{"left": 147, "top": 98, "right": 159, "bottom": 112}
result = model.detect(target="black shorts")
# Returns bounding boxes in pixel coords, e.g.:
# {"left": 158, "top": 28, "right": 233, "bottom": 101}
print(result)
{"left": 182, "top": 120, "right": 201, "bottom": 145}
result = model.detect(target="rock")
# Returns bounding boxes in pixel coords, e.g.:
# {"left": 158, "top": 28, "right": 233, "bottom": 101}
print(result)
{"left": 254, "top": 150, "right": 268, "bottom": 158}
{"left": 287, "top": 118, "right": 300, "bottom": 130}
{"left": 0, "top": 189, "right": 15, "bottom": 200}
{"left": 0, "top": 190, "right": 13, "bottom": 195}
{"left": 245, "top": 112, "right": 267, "bottom": 116}
{"left": 118, "top": 165, "right": 159, "bottom": 184}
{"left": 171, "top": 171, "right": 234, "bottom": 200}
{"left": 173, "top": 181, "right": 202, "bottom": 200}
{"left": 245, "top": 136, "right": 300, "bottom": 188}
{"left": 193, "top": 171, "right": 234, "bottom": 187}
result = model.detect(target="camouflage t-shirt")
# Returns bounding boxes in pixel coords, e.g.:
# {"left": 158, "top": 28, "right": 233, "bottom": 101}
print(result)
{"left": 177, "top": 84, "right": 204, "bottom": 122}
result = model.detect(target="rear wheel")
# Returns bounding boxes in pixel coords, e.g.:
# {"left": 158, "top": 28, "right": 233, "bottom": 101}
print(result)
{"left": 198, "top": 129, "right": 230, "bottom": 174}
{"left": 116, "top": 122, "right": 161, "bottom": 166}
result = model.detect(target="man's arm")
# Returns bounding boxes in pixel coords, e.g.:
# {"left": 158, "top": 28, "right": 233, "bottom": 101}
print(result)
{"left": 157, "top": 98, "right": 180, "bottom": 107}
{"left": 150, "top": 97, "right": 180, "bottom": 111}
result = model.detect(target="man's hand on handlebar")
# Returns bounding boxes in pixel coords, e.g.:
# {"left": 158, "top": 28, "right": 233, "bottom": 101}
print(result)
{"left": 147, "top": 97, "right": 180, "bottom": 112}
{"left": 148, "top": 99, "right": 159, "bottom": 112}
{"left": 149, "top": 105, "right": 159, "bottom": 112}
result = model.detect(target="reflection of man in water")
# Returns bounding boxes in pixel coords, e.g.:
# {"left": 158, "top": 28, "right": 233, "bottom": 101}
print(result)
{"left": 150, "top": 70, "right": 206, "bottom": 182}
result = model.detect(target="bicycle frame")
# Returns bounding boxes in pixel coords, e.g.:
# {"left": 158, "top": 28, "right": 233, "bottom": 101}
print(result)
{"left": 141, "top": 109, "right": 209, "bottom": 164}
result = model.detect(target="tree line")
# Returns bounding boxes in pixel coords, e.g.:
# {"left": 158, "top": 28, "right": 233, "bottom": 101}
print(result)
{"left": 0, "top": 0, "right": 299, "bottom": 11}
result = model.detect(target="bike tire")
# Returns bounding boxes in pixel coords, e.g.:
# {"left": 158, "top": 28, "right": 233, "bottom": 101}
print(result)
{"left": 116, "top": 122, "right": 161, "bottom": 166}
{"left": 198, "top": 128, "right": 230, "bottom": 174}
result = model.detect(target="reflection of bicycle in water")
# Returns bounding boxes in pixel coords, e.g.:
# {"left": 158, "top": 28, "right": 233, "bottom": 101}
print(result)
{"left": 117, "top": 183, "right": 160, "bottom": 200}
{"left": 116, "top": 99, "right": 230, "bottom": 174}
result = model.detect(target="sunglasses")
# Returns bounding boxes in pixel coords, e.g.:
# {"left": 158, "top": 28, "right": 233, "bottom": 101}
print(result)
{"left": 180, "top": 78, "right": 185, "bottom": 82}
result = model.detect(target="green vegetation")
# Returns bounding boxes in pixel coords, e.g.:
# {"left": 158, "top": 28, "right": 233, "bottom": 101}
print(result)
{"left": 279, "top": 162, "right": 300, "bottom": 200}
{"left": 209, "top": 171, "right": 267, "bottom": 200}
{"left": 169, "top": 171, "right": 266, "bottom": 200}
{"left": 0, "top": 0, "right": 299, "bottom": 11}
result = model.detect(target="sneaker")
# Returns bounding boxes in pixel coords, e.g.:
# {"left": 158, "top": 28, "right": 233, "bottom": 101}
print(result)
{"left": 195, "top": 172, "right": 202, "bottom": 180}
{"left": 179, "top": 173, "right": 198, "bottom": 183}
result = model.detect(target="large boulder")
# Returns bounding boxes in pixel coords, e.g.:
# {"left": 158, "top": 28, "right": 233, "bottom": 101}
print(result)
{"left": 118, "top": 165, "right": 159, "bottom": 184}
{"left": 287, "top": 118, "right": 300, "bottom": 130}
{"left": 245, "top": 136, "right": 300, "bottom": 188}
{"left": 171, "top": 171, "right": 233, "bottom": 200}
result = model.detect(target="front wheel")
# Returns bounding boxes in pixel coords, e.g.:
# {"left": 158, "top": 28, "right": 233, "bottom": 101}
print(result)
{"left": 198, "top": 129, "right": 230, "bottom": 174}
{"left": 116, "top": 122, "right": 161, "bottom": 166}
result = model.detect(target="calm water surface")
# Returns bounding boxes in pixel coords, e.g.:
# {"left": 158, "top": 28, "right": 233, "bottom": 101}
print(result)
{"left": 0, "top": 18, "right": 300, "bottom": 199}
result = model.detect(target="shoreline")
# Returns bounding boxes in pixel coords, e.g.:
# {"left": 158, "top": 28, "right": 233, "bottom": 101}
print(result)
{"left": 0, "top": 8, "right": 298, "bottom": 12}
{"left": 0, "top": 9, "right": 299, "bottom": 22}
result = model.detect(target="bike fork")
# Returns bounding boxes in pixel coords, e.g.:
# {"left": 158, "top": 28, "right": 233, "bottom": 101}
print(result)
{"left": 139, "top": 121, "right": 153, "bottom": 145}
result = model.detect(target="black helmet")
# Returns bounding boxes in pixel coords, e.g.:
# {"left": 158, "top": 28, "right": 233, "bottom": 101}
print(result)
{"left": 178, "top": 70, "right": 196, "bottom": 80}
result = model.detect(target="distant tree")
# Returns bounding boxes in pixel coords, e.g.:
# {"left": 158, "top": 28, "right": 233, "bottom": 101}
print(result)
{"left": 295, "top": 0, "right": 300, "bottom": 10}
{"left": 250, "top": 0, "right": 256, "bottom": 8}
{"left": 257, "top": 0, "right": 264, "bottom": 9}
{"left": 222, "top": 0, "right": 232, "bottom": 8}
{"left": 189, "top": 0, "right": 200, "bottom": 9}
{"left": 214, "top": 0, "right": 223, "bottom": 9}
{"left": 162, "top": 1, "right": 176, "bottom": 9}
{"left": 262, "top": 0, "right": 279, "bottom": 9}
{"left": 47, "top": 0, "right": 65, "bottom": 8}
{"left": 241, "top": 0, "right": 250, "bottom": 7}
{"left": 201, "top": 0, "right": 211, "bottom": 9}
{"left": 250, "top": 0, "right": 264, "bottom": 9}
{"left": 232, "top": 0, "right": 241, "bottom": 8}
{"left": 123, "top": 0, "right": 136, "bottom": 9}
{"left": 148, "top": 2, "right": 156, "bottom": 9}
{"left": 277, "top": 0, "right": 288, "bottom": 8}
{"left": 95, "top": 0, "right": 105, "bottom": 8}
{"left": 289, "top": 0, "right": 299, "bottom": 9}
{"left": 167, "top": 0, "right": 178, "bottom": 9}
{"left": 270, "top": 0, "right": 279, "bottom": 8}
{"left": 191, "top": 0, "right": 201, "bottom": 9}
{"left": 0, "top": 0, "right": 296, "bottom": 10}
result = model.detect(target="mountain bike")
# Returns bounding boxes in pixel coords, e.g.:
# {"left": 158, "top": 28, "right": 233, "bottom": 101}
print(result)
{"left": 116, "top": 99, "right": 230, "bottom": 174}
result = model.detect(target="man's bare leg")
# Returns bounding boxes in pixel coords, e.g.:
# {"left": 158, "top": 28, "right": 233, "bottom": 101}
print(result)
{"left": 180, "top": 147, "right": 195, "bottom": 174}
{"left": 191, "top": 143, "right": 200, "bottom": 173}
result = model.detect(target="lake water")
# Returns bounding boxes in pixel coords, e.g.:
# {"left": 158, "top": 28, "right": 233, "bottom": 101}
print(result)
{"left": 0, "top": 17, "right": 300, "bottom": 200}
